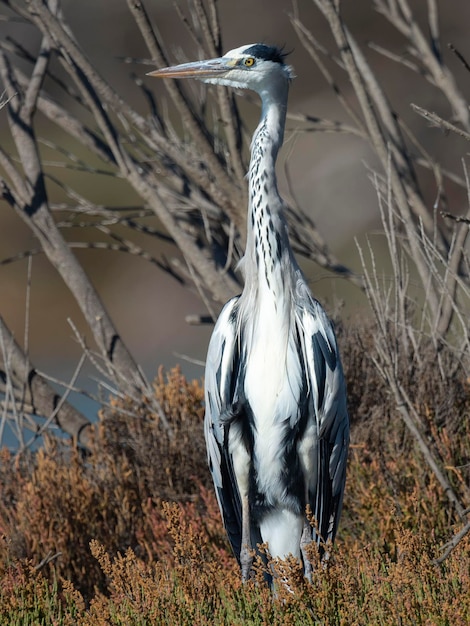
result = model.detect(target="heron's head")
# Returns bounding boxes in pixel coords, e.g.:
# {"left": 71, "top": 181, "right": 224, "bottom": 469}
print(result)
{"left": 147, "top": 44, "right": 294, "bottom": 94}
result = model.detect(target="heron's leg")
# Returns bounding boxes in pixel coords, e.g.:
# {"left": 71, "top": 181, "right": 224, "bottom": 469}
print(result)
{"left": 240, "top": 493, "right": 253, "bottom": 582}
{"left": 300, "top": 518, "right": 313, "bottom": 583}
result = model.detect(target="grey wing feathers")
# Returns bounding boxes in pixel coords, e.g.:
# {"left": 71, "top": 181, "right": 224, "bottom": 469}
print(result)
{"left": 204, "top": 297, "right": 243, "bottom": 560}
{"left": 297, "top": 286, "right": 350, "bottom": 546}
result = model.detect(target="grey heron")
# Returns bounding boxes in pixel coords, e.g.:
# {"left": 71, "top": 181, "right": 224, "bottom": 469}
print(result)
{"left": 148, "top": 43, "right": 349, "bottom": 582}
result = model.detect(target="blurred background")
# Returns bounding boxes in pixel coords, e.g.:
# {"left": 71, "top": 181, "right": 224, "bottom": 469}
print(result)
{"left": 1, "top": 0, "right": 469, "bottom": 400}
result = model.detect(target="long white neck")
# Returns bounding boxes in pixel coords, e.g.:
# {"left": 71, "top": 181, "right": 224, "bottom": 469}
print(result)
{"left": 242, "top": 81, "right": 296, "bottom": 294}
{"left": 239, "top": 80, "right": 303, "bottom": 445}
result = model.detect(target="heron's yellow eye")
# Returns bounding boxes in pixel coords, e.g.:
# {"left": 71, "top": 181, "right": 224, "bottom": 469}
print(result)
{"left": 243, "top": 57, "right": 255, "bottom": 67}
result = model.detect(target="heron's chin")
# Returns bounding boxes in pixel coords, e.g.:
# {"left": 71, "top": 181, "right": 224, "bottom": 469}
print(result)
{"left": 201, "top": 76, "right": 249, "bottom": 89}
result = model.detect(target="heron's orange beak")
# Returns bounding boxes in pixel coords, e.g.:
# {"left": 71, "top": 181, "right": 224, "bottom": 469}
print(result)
{"left": 147, "top": 58, "right": 233, "bottom": 79}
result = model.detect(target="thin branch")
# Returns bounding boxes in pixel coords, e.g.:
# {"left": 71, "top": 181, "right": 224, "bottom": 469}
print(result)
{"left": 411, "top": 104, "right": 470, "bottom": 142}
{"left": 0, "top": 315, "right": 93, "bottom": 447}
{"left": 368, "top": 42, "right": 424, "bottom": 75}
{"left": 312, "top": 0, "right": 441, "bottom": 320}
{"left": 434, "top": 517, "right": 470, "bottom": 564}
{"left": 426, "top": 0, "right": 441, "bottom": 62}
{"left": 287, "top": 112, "right": 365, "bottom": 137}
{"left": 441, "top": 212, "right": 470, "bottom": 225}
{"left": 381, "top": 0, "right": 469, "bottom": 130}
{"left": 448, "top": 43, "right": 470, "bottom": 74}
{"left": 0, "top": 46, "right": 148, "bottom": 398}
{"left": 289, "top": 6, "right": 366, "bottom": 133}
{"left": 125, "top": 0, "right": 244, "bottom": 229}
{"left": 24, "top": 351, "right": 87, "bottom": 448}
{"left": 435, "top": 159, "right": 470, "bottom": 335}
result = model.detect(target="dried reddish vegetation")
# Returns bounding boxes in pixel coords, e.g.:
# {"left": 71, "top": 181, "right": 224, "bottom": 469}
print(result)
{"left": 0, "top": 328, "right": 469, "bottom": 625}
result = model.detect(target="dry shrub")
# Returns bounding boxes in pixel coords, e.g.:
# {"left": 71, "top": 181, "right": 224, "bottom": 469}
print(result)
{"left": 339, "top": 316, "right": 470, "bottom": 445}
{"left": 338, "top": 316, "right": 470, "bottom": 517}
{"left": 98, "top": 365, "right": 208, "bottom": 499}
{"left": 68, "top": 505, "right": 240, "bottom": 626}
{"left": 2, "top": 507, "right": 468, "bottom": 625}
{"left": 0, "top": 366, "right": 217, "bottom": 599}
{"left": 0, "top": 330, "right": 469, "bottom": 623}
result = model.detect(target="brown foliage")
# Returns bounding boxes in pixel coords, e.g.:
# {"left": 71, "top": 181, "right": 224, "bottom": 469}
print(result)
{"left": 0, "top": 331, "right": 469, "bottom": 622}
{"left": 98, "top": 365, "right": 208, "bottom": 499}
{"left": 339, "top": 317, "right": 470, "bottom": 480}
{"left": 0, "top": 366, "right": 219, "bottom": 599}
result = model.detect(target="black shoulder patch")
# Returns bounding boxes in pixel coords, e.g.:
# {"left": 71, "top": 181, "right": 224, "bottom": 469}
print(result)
{"left": 243, "top": 44, "right": 287, "bottom": 65}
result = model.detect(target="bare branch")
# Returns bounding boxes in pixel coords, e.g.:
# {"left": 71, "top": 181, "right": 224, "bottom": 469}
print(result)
{"left": 0, "top": 315, "right": 93, "bottom": 447}
{"left": 312, "top": 0, "right": 441, "bottom": 319}
{"left": 411, "top": 104, "right": 470, "bottom": 142}
{"left": 0, "top": 35, "right": 148, "bottom": 398}
{"left": 434, "top": 517, "right": 470, "bottom": 564}
{"left": 448, "top": 43, "right": 470, "bottom": 74}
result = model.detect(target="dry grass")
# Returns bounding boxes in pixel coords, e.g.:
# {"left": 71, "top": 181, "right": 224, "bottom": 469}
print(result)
{"left": 0, "top": 338, "right": 469, "bottom": 624}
